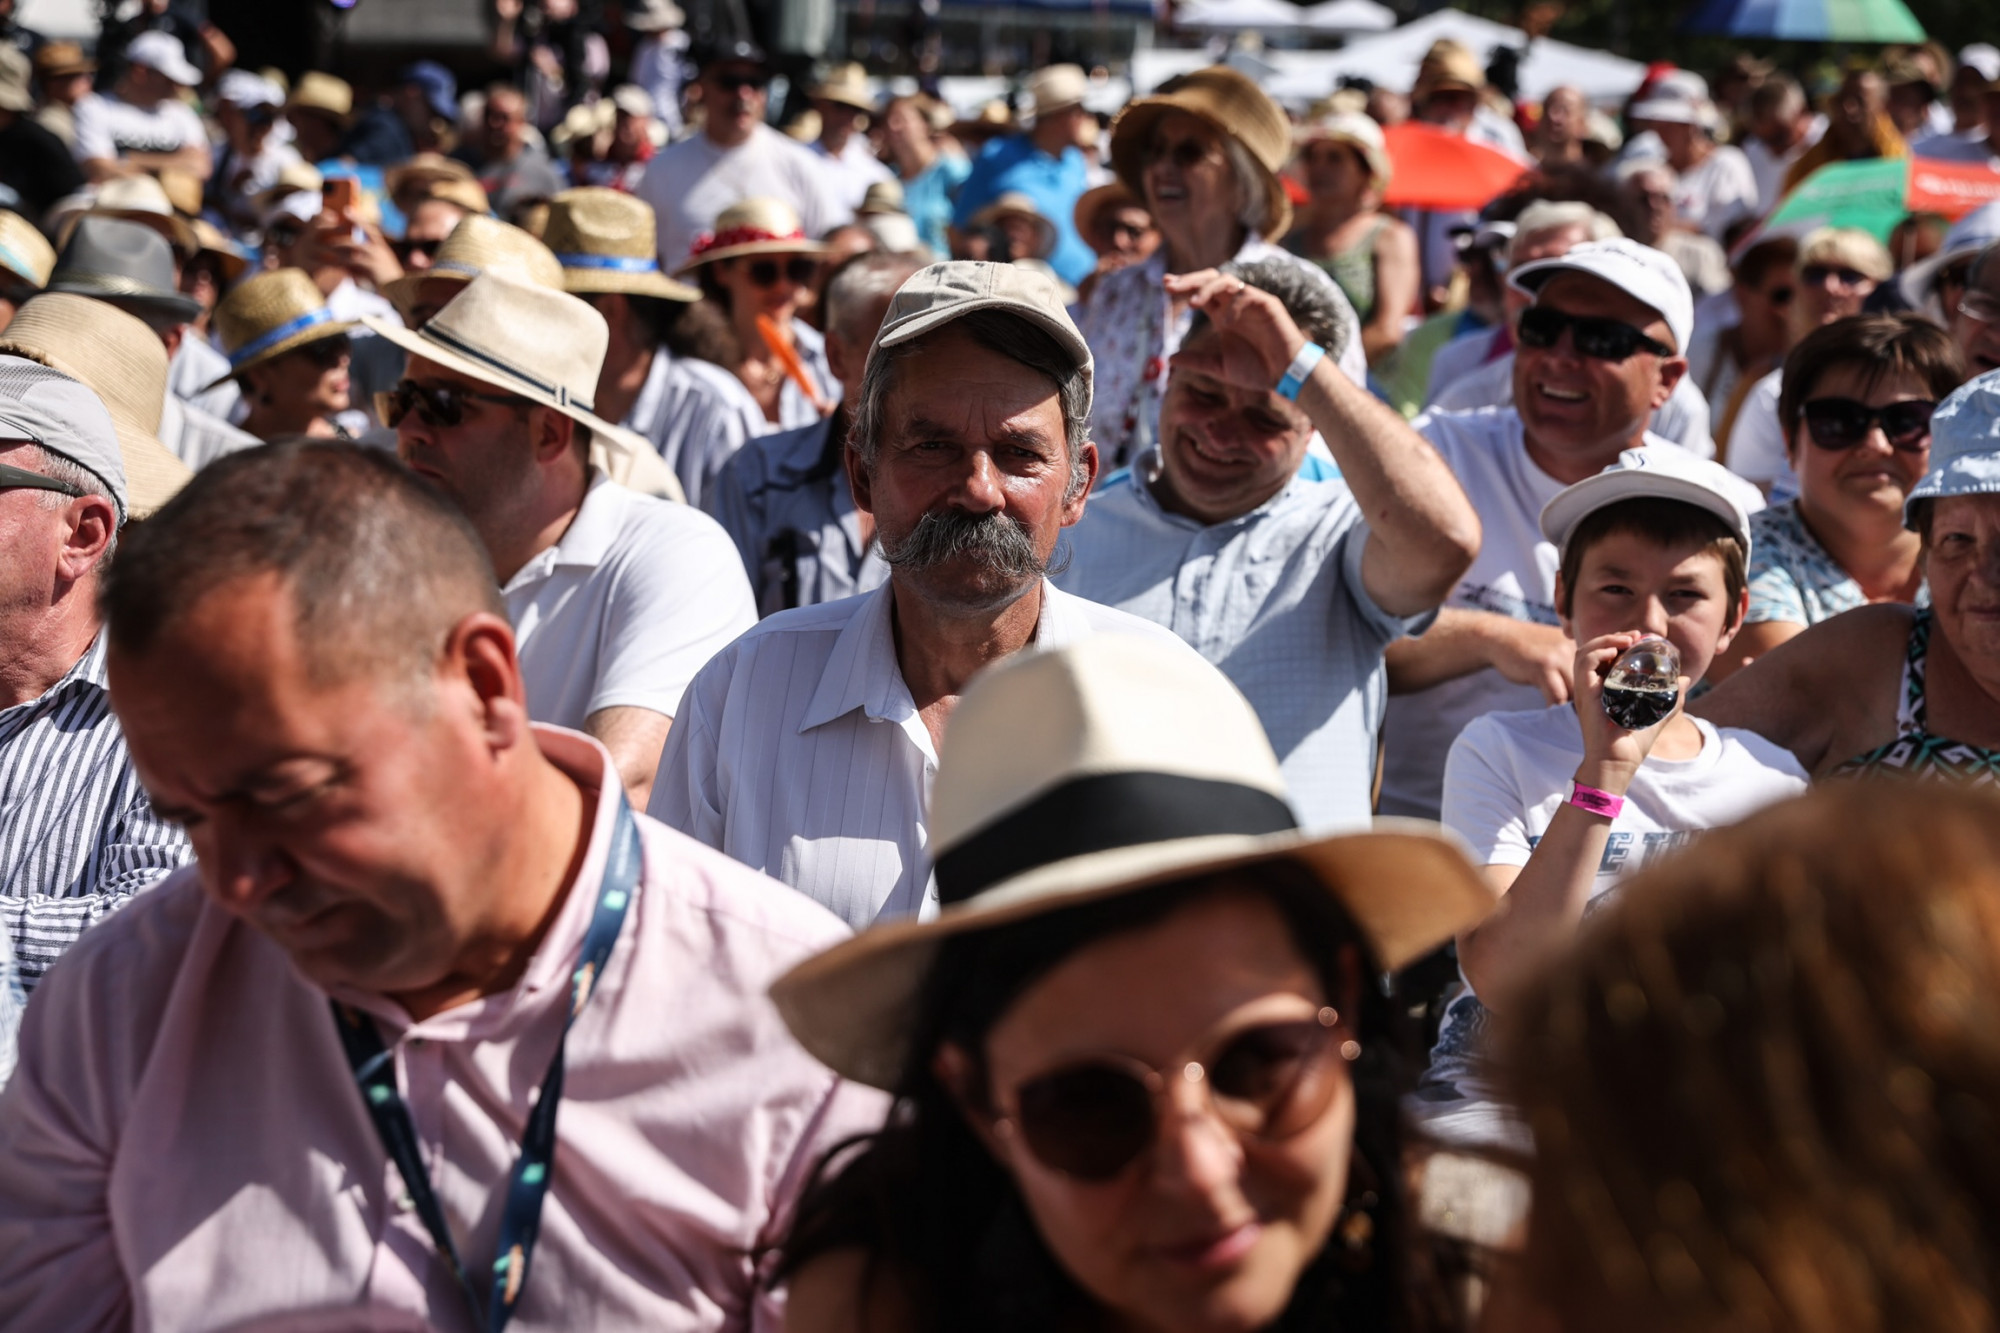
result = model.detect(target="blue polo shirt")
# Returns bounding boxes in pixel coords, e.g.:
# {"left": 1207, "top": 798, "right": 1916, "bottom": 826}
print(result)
{"left": 953, "top": 133, "right": 1094, "bottom": 287}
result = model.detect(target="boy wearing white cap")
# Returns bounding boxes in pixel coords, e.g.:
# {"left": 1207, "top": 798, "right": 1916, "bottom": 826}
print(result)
{"left": 71, "top": 32, "right": 210, "bottom": 184}
{"left": 1416, "top": 446, "right": 1805, "bottom": 1146}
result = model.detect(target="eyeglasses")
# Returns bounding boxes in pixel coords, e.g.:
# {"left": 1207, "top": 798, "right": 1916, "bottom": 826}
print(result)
{"left": 395, "top": 237, "right": 443, "bottom": 265}
{"left": 994, "top": 1009, "right": 1346, "bottom": 1182}
{"left": 1141, "top": 134, "right": 1222, "bottom": 171}
{"left": 746, "top": 256, "right": 819, "bottom": 287}
{"left": 1802, "top": 397, "right": 1936, "bottom": 452}
{"left": 1939, "top": 260, "right": 1975, "bottom": 291}
{"left": 299, "top": 335, "right": 351, "bottom": 369}
{"left": 0, "top": 462, "right": 85, "bottom": 498}
{"left": 1108, "top": 219, "right": 1155, "bottom": 242}
{"left": 1517, "top": 305, "right": 1674, "bottom": 361}
{"left": 375, "top": 378, "right": 531, "bottom": 429}
{"left": 1957, "top": 290, "right": 2000, "bottom": 324}
{"left": 709, "top": 71, "right": 769, "bottom": 94}
{"left": 1800, "top": 263, "right": 1873, "bottom": 289}
{"left": 266, "top": 219, "right": 308, "bottom": 249}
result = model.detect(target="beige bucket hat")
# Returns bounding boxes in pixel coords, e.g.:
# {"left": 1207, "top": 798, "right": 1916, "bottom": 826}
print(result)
{"left": 675, "top": 196, "right": 831, "bottom": 274}
{"left": 49, "top": 174, "right": 200, "bottom": 259}
{"left": 1110, "top": 66, "right": 1296, "bottom": 240}
{"left": 772, "top": 635, "right": 1496, "bottom": 1090}
{"left": 810, "top": 62, "right": 874, "bottom": 112}
{"left": 383, "top": 213, "right": 566, "bottom": 317}
{"left": 206, "top": 268, "right": 356, "bottom": 388}
{"left": 0, "top": 211, "right": 56, "bottom": 293}
{"left": 0, "top": 293, "right": 192, "bottom": 518}
{"left": 544, "top": 188, "right": 698, "bottom": 300}
{"left": 1294, "top": 110, "right": 1392, "bottom": 187}
{"left": 384, "top": 152, "right": 491, "bottom": 218}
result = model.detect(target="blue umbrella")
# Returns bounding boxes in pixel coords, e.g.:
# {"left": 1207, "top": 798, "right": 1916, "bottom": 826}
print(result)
{"left": 1681, "top": 0, "right": 1925, "bottom": 43}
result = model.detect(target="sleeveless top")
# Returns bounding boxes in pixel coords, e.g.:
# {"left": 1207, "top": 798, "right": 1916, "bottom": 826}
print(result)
{"left": 1287, "top": 216, "right": 1387, "bottom": 327}
{"left": 1833, "top": 609, "right": 2000, "bottom": 784}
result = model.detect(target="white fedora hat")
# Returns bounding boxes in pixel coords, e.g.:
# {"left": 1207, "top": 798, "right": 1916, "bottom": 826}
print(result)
{"left": 770, "top": 635, "right": 1497, "bottom": 1091}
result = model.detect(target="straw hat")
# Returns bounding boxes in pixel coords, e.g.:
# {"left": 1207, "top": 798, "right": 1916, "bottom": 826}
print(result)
{"left": 1072, "top": 181, "right": 1148, "bottom": 244}
{"left": 288, "top": 71, "right": 355, "bottom": 123}
{"left": 543, "top": 188, "right": 698, "bottom": 301}
{"left": 32, "top": 41, "right": 94, "bottom": 79}
{"left": 1412, "top": 39, "right": 1485, "bottom": 103}
{"left": 769, "top": 635, "right": 1496, "bottom": 1090}
{"left": 383, "top": 213, "right": 565, "bottom": 317}
{"left": 1030, "top": 63, "right": 1088, "bottom": 117}
{"left": 206, "top": 269, "right": 356, "bottom": 389}
{"left": 68, "top": 174, "right": 199, "bottom": 259}
{"left": 0, "top": 211, "right": 56, "bottom": 293}
{"left": 385, "top": 153, "right": 490, "bottom": 218}
{"left": 970, "top": 192, "right": 1057, "bottom": 259}
{"left": 0, "top": 293, "right": 192, "bottom": 518}
{"left": 1110, "top": 66, "right": 1295, "bottom": 239}
{"left": 676, "top": 197, "right": 832, "bottom": 273}
{"left": 857, "top": 179, "right": 907, "bottom": 216}
{"left": 810, "top": 62, "right": 874, "bottom": 112}
{"left": 1294, "top": 110, "right": 1392, "bottom": 186}
{"left": 188, "top": 217, "right": 251, "bottom": 283}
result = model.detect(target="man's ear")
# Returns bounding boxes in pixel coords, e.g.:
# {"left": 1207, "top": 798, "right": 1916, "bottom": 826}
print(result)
{"left": 846, "top": 438, "right": 875, "bottom": 514}
{"left": 56, "top": 495, "right": 118, "bottom": 582}
{"left": 1653, "top": 354, "right": 1688, "bottom": 411}
{"left": 535, "top": 407, "right": 579, "bottom": 466}
{"left": 443, "top": 611, "right": 533, "bottom": 751}
{"left": 1061, "top": 440, "right": 1099, "bottom": 524}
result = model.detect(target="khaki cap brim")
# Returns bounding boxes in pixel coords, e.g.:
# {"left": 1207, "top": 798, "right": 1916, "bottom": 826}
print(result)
{"left": 771, "top": 819, "right": 1495, "bottom": 1090}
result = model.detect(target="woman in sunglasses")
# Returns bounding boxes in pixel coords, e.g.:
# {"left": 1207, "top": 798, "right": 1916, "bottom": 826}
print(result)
{"left": 1708, "top": 316, "right": 1964, "bottom": 683}
{"left": 204, "top": 268, "right": 359, "bottom": 442}
{"left": 772, "top": 637, "right": 1493, "bottom": 1333}
{"left": 678, "top": 196, "right": 837, "bottom": 428}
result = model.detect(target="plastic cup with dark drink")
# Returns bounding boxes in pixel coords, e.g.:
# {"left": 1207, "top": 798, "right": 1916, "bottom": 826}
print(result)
{"left": 1600, "top": 636, "right": 1680, "bottom": 731}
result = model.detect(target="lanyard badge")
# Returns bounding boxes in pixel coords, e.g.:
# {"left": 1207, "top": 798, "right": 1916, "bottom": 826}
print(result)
{"left": 331, "top": 796, "right": 643, "bottom": 1331}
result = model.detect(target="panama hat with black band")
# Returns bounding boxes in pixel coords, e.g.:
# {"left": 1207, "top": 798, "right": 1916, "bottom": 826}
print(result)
{"left": 771, "top": 634, "right": 1497, "bottom": 1091}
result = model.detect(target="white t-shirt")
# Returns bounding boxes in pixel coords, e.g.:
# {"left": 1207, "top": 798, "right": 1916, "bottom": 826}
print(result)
{"left": 635, "top": 124, "right": 852, "bottom": 272}
{"left": 1724, "top": 367, "right": 1798, "bottom": 500}
{"left": 1675, "top": 143, "right": 1760, "bottom": 242}
{"left": 1380, "top": 409, "right": 1765, "bottom": 819}
{"left": 506, "top": 472, "right": 757, "bottom": 730}
{"left": 1743, "top": 116, "right": 1826, "bottom": 212}
{"left": 71, "top": 92, "right": 206, "bottom": 164}
{"left": 811, "top": 136, "right": 894, "bottom": 212}
{"left": 1415, "top": 703, "right": 1807, "bottom": 1130}
{"left": 1429, "top": 350, "right": 1716, "bottom": 458}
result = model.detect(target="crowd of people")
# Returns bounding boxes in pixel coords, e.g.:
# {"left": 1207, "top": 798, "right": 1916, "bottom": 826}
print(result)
{"left": 1, "top": 1, "right": 2000, "bottom": 1326}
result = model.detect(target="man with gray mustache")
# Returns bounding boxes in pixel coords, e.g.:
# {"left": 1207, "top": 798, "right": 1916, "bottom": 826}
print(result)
{"left": 649, "top": 261, "right": 1201, "bottom": 929}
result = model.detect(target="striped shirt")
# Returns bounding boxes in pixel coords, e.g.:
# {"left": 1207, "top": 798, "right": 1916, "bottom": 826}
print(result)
{"left": 0, "top": 634, "right": 191, "bottom": 989}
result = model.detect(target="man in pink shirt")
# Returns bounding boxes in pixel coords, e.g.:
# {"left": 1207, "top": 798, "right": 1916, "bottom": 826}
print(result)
{"left": 0, "top": 440, "right": 886, "bottom": 1331}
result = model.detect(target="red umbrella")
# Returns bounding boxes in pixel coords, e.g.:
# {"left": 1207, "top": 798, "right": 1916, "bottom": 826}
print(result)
{"left": 1379, "top": 122, "right": 1530, "bottom": 212}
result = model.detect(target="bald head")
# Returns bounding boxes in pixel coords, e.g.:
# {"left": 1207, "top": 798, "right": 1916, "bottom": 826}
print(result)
{"left": 100, "top": 441, "right": 504, "bottom": 688}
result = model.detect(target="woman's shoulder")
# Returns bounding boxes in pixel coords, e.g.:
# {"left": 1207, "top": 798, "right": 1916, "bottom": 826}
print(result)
{"left": 785, "top": 1248, "right": 921, "bottom": 1333}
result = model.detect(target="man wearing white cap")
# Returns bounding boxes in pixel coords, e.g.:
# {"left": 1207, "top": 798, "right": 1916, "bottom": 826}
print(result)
{"left": 952, "top": 64, "right": 1098, "bottom": 290}
{"left": 651, "top": 260, "right": 1199, "bottom": 930}
{"left": 1627, "top": 70, "right": 1757, "bottom": 243}
{"left": 70, "top": 31, "right": 210, "bottom": 184}
{"left": 0, "top": 355, "right": 190, "bottom": 991}
{"left": 1381, "top": 238, "right": 1764, "bottom": 820}
{"left": 210, "top": 70, "right": 303, "bottom": 235}
{"left": 365, "top": 272, "right": 754, "bottom": 809}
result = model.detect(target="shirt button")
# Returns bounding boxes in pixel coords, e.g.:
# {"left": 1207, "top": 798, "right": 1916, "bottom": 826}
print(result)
{"left": 397, "top": 1191, "right": 416, "bottom": 1212}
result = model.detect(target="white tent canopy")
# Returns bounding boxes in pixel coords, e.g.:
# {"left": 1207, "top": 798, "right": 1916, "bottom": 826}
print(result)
{"left": 1303, "top": 0, "right": 1396, "bottom": 34}
{"left": 1173, "top": 0, "right": 1310, "bottom": 31}
{"left": 1135, "top": 9, "right": 1648, "bottom": 107}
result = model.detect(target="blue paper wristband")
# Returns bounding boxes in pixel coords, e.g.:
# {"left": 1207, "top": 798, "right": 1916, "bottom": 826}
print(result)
{"left": 1275, "top": 342, "right": 1326, "bottom": 401}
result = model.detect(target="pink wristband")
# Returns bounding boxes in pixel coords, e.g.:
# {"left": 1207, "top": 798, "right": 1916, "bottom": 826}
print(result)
{"left": 1567, "top": 781, "right": 1625, "bottom": 819}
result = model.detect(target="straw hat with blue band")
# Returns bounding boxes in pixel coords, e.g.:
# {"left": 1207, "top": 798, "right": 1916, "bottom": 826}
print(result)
{"left": 202, "top": 268, "right": 356, "bottom": 392}
{"left": 1906, "top": 367, "right": 2000, "bottom": 529}
{"left": 542, "top": 188, "right": 700, "bottom": 301}
{"left": 770, "top": 635, "right": 1497, "bottom": 1092}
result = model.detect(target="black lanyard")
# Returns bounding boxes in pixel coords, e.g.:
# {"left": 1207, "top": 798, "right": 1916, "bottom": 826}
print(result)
{"left": 331, "top": 796, "right": 642, "bottom": 1332}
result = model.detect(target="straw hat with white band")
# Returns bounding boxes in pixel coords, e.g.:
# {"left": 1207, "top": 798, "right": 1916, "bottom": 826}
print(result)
{"left": 204, "top": 269, "right": 356, "bottom": 391}
{"left": 771, "top": 634, "right": 1496, "bottom": 1090}
{"left": 1109, "top": 66, "right": 1296, "bottom": 241}
{"left": 383, "top": 213, "right": 566, "bottom": 317}
{"left": 810, "top": 62, "right": 874, "bottom": 113}
{"left": 675, "top": 196, "right": 831, "bottom": 274}
{"left": 0, "top": 211, "right": 56, "bottom": 295}
{"left": 0, "top": 293, "right": 192, "bottom": 518}
{"left": 543, "top": 189, "right": 699, "bottom": 301}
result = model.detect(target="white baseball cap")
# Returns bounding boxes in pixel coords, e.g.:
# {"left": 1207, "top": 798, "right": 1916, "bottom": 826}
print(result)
{"left": 1540, "top": 445, "right": 1752, "bottom": 561}
{"left": 1628, "top": 69, "right": 1710, "bottom": 126}
{"left": 217, "top": 68, "right": 282, "bottom": 109}
{"left": 1509, "top": 237, "right": 1694, "bottom": 354}
{"left": 124, "top": 31, "right": 201, "bottom": 88}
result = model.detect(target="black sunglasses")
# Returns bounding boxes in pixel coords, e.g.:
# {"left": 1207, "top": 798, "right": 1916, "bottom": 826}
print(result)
{"left": 297, "top": 334, "right": 351, "bottom": 368}
{"left": 996, "top": 1010, "right": 1345, "bottom": 1181}
{"left": 0, "top": 462, "right": 86, "bottom": 498}
{"left": 395, "top": 237, "right": 443, "bottom": 264}
{"left": 1802, "top": 397, "right": 1936, "bottom": 452}
{"left": 376, "top": 378, "right": 531, "bottom": 429}
{"left": 710, "top": 71, "right": 769, "bottom": 93}
{"left": 1141, "top": 134, "right": 1221, "bottom": 172}
{"left": 747, "top": 256, "right": 819, "bottom": 287}
{"left": 1518, "top": 305, "right": 1674, "bottom": 361}
{"left": 1801, "top": 263, "right": 1872, "bottom": 289}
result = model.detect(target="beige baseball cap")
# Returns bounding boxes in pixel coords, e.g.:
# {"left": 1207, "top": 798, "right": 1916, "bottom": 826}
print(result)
{"left": 873, "top": 259, "right": 1092, "bottom": 408}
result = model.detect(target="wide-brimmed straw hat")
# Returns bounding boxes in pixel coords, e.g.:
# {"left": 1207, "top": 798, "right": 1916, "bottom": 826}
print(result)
{"left": 1412, "top": 39, "right": 1485, "bottom": 103}
{"left": 771, "top": 636, "right": 1496, "bottom": 1090}
{"left": 810, "top": 62, "right": 874, "bottom": 112}
{"left": 385, "top": 152, "right": 491, "bottom": 218}
{"left": 1072, "top": 181, "right": 1149, "bottom": 245}
{"left": 288, "top": 71, "right": 355, "bottom": 124}
{"left": 544, "top": 188, "right": 699, "bottom": 301}
{"left": 33, "top": 41, "right": 94, "bottom": 79}
{"left": 0, "top": 211, "right": 56, "bottom": 293}
{"left": 676, "top": 196, "right": 832, "bottom": 274}
{"left": 205, "top": 268, "right": 356, "bottom": 389}
{"left": 1110, "top": 66, "right": 1295, "bottom": 240}
{"left": 383, "top": 213, "right": 565, "bottom": 317}
{"left": 970, "top": 192, "right": 1057, "bottom": 259}
{"left": 0, "top": 293, "right": 192, "bottom": 518}
{"left": 1294, "top": 110, "right": 1392, "bottom": 187}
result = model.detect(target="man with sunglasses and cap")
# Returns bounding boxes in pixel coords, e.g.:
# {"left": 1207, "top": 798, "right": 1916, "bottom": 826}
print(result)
{"left": 0, "top": 355, "right": 190, "bottom": 992}
{"left": 1381, "top": 238, "right": 1765, "bottom": 821}
{"left": 636, "top": 40, "right": 849, "bottom": 286}
{"left": 365, "top": 271, "right": 754, "bottom": 811}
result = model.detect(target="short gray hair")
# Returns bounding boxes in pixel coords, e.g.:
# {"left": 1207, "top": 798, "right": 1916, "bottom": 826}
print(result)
{"left": 1220, "top": 135, "right": 1273, "bottom": 237}
{"left": 1185, "top": 257, "right": 1355, "bottom": 368}
{"left": 25, "top": 444, "right": 119, "bottom": 563}
{"left": 1509, "top": 202, "right": 1621, "bottom": 265}
{"left": 824, "top": 252, "right": 929, "bottom": 344}
{"left": 851, "top": 308, "right": 1091, "bottom": 501}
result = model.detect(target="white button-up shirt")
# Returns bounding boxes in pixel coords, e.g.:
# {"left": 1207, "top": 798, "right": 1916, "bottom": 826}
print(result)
{"left": 1057, "top": 449, "right": 1431, "bottom": 833}
{"left": 649, "top": 580, "right": 1197, "bottom": 929}
{"left": 507, "top": 472, "right": 757, "bottom": 729}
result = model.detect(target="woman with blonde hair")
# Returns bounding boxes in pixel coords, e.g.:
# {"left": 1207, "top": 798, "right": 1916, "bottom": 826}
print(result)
{"left": 1284, "top": 112, "right": 1419, "bottom": 366}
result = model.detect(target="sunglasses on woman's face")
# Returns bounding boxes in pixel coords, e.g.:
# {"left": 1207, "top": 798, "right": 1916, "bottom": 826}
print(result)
{"left": 746, "top": 257, "right": 819, "bottom": 288}
{"left": 996, "top": 1009, "right": 1345, "bottom": 1182}
{"left": 1517, "top": 305, "right": 1674, "bottom": 362}
{"left": 375, "top": 378, "right": 531, "bottom": 429}
{"left": 1801, "top": 263, "right": 1871, "bottom": 289}
{"left": 1142, "top": 135, "right": 1221, "bottom": 172}
{"left": 1802, "top": 397, "right": 1936, "bottom": 452}
{"left": 267, "top": 220, "right": 307, "bottom": 249}
{"left": 395, "top": 237, "right": 443, "bottom": 265}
